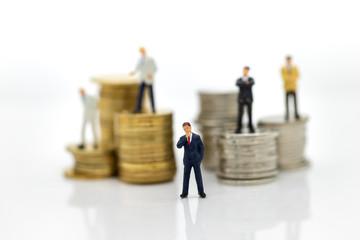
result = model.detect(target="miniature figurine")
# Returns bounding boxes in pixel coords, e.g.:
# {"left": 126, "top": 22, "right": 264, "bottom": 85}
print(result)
{"left": 176, "top": 122, "right": 206, "bottom": 199}
{"left": 281, "top": 55, "right": 300, "bottom": 120}
{"left": 235, "top": 66, "right": 255, "bottom": 133}
{"left": 78, "top": 88, "right": 98, "bottom": 149}
{"left": 130, "top": 47, "right": 157, "bottom": 113}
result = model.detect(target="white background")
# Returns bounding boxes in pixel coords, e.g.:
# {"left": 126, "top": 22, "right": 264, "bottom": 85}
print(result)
{"left": 1, "top": 0, "right": 360, "bottom": 239}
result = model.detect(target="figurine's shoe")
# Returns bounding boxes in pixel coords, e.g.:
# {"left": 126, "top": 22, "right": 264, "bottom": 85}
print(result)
{"left": 180, "top": 194, "right": 188, "bottom": 198}
{"left": 152, "top": 109, "right": 156, "bottom": 114}
{"left": 132, "top": 109, "right": 141, "bottom": 114}
{"left": 249, "top": 126, "right": 255, "bottom": 133}
{"left": 235, "top": 129, "right": 241, "bottom": 134}
{"left": 93, "top": 144, "right": 98, "bottom": 149}
{"left": 78, "top": 144, "right": 85, "bottom": 149}
{"left": 295, "top": 114, "right": 300, "bottom": 120}
{"left": 285, "top": 115, "right": 289, "bottom": 121}
{"left": 199, "top": 192, "right": 206, "bottom": 198}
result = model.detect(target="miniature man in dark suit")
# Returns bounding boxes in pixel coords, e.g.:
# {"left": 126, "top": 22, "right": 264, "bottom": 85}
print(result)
{"left": 177, "top": 122, "right": 206, "bottom": 199}
{"left": 235, "top": 66, "right": 255, "bottom": 133}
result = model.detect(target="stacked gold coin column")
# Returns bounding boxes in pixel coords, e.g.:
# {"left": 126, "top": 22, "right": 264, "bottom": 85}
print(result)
{"left": 92, "top": 75, "right": 140, "bottom": 147}
{"left": 114, "top": 111, "right": 177, "bottom": 184}
{"left": 65, "top": 144, "right": 116, "bottom": 179}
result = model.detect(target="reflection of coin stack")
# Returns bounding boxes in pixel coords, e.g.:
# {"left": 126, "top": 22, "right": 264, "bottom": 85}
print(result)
{"left": 114, "top": 111, "right": 177, "bottom": 184}
{"left": 196, "top": 91, "right": 237, "bottom": 170}
{"left": 217, "top": 132, "right": 279, "bottom": 185}
{"left": 258, "top": 116, "right": 309, "bottom": 170}
{"left": 65, "top": 144, "right": 116, "bottom": 179}
{"left": 92, "top": 74, "right": 140, "bottom": 147}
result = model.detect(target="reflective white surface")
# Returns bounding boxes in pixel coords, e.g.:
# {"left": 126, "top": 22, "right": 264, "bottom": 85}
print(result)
{"left": 0, "top": 88, "right": 360, "bottom": 240}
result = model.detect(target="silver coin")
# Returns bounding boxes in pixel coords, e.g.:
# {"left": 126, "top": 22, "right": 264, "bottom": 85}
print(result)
{"left": 218, "top": 176, "right": 277, "bottom": 186}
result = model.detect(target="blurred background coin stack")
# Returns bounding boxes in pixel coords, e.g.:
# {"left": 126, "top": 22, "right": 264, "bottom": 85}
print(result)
{"left": 196, "top": 91, "right": 238, "bottom": 170}
{"left": 65, "top": 144, "right": 116, "bottom": 179}
{"left": 258, "top": 116, "right": 309, "bottom": 170}
{"left": 114, "top": 111, "right": 177, "bottom": 184}
{"left": 217, "top": 132, "right": 279, "bottom": 185}
{"left": 92, "top": 74, "right": 140, "bottom": 147}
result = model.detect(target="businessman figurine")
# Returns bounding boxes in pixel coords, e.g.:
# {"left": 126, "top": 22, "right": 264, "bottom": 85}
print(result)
{"left": 130, "top": 47, "right": 157, "bottom": 113}
{"left": 177, "top": 122, "right": 206, "bottom": 199}
{"left": 78, "top": 88, "right": 98, "bottom": 149}
{"left": 235, "top": 66, "right": 255, "bottom": 134}
{"left": 281, "top": 55, "right": 300, "bottom": 120}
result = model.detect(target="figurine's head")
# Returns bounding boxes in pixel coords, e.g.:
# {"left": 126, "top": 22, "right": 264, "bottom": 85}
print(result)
{"left": 79, "top": 88, "right": 85, "bottom": 96}
{"left": 243, "top": 66, "right": 250, "bottom": 76}
{"left": 139, "top": 47, "right": 146, "bottom": 56}
{"left": 182, "top": 122, "right": 192, "bottom": 134}
{"left": 286, "top": 55, "right": 292, "bottom": 65}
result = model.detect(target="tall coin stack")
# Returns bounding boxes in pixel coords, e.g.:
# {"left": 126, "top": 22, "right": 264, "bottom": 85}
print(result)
{"left": 65, "top": 144, "right": 116, "bottom": 179}
{"left": 217, "top": 132, "right": 279, "bottom": 185}
{"left": 114, "top": 111, "right": 177, "bottom": 184}
{"left": 258, "top": 116, "right": 309, "bottom": 170}
{"left": 196, "top": 91, "right": 238, "bottom": 170}
{"left": 92, "top": 74, "right": 140, "bottom": 147}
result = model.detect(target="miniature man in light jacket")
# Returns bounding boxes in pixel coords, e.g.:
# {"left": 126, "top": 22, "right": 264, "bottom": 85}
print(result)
{"left": 78, "top": 88, "right": 98, "bottom": 149}
{"left": 130, "top": 47, "right": 157, "bottom": 113}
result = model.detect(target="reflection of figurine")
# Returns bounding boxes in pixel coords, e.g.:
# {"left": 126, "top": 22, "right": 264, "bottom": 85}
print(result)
{"left": 78, "top": 88, "right": 98, "bottom": 149}
{"left": 281, "top": 56, "right": 300, "bottom": 120}
{"left": 130, "top": 47, "right": 157, "bottom": 113}
{"left": 177, "top": 122, "right": 206, "bottom": 198}
{"left": 181, "top": 199, "right": 206, "bottom": 240}
{"left": 235, "top": 66, "right": 255, "bottom": 133}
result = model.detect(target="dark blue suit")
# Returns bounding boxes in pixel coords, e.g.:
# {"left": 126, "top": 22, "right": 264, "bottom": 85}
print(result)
{"left": 177, "top": 133, "right": 205, "bottom": 195}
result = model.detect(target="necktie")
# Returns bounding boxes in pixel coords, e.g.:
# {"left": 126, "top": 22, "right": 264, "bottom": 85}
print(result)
{"left": 188, "top": 136, "right": 190, "bottom": 145}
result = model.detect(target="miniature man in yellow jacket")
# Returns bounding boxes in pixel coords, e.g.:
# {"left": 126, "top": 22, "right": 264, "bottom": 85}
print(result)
{"left": 281, "top": 56, "right": 300, "bottom": 120}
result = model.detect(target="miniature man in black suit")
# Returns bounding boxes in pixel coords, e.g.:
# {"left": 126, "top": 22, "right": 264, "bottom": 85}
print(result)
{"left": 177, "top": 122, "right": 206, "bottom": 199}
{"left": 235, "top": 66, "right": 255, "bottom": 133}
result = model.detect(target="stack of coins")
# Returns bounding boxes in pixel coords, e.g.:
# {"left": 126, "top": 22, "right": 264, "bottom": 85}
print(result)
{"left": 114, "top": 111, "right": 177, "bottom": 184}
{"left": 258, "top": 115, "right": 309, "bottom": 170}
{"left": 196, "top": 91, "right": 238, "bottom": 170}
{"left": 92, "top": 74, "right": 141, "bottom": 147}
{"left": 217, "top": 131, "right": 279, "bottom": 185}
{"left": 65, "top": 143, "right": 116, "bottom": 179}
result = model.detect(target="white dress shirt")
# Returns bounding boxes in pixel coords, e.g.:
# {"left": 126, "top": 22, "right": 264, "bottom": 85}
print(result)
{"left": 187, "top": 133, "right": 193, "bottom": 144}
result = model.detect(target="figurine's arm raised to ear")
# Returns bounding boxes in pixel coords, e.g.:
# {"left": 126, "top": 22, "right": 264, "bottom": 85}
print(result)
{"left": 176, "top": 135, "right": 187, "bottom": 149}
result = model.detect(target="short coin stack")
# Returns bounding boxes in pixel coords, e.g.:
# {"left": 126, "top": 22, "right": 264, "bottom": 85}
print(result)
{"left": 196, "top": 91, "right": 238, "bottom": 170}
{"left": 65, "top": 143, "right": 116, "bottom": 179}
{"left": 114, "top": 111, "right": 177, "bottom": 184}
{"left": 92, "top": 74, "right": 140, "bottom": 147}
{"left": 217, "top": 132, "right": 279, "bottom": 185}
{"left": 258, "top": 115, "right": 309, "bottom": 170}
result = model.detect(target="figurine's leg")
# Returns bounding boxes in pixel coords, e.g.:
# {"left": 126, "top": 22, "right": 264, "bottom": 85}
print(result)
{"left": 235, "top": 102, "right": 244, "bottom": 133}
{"left": 247, "top": 102, "right": 255, "bottom": 133}
{"left": 193, "top": 163, "right": 204, "bottom": 194}
{"left": 148, "top": 84, "right": 156, "bottom": 113}
{"left": 79, "top": 120, "right": 87, "bottom": 149}
{"left": 91, "top": 118, "right": 98, "bottom": 148}
{"left": 133, "top": 82, "right": 145, "bottom": 113}
{"left": 285, "top": 92, "right": 290, "bottom": 120}
{"left": 293, "top": 92, "right": 300, "bottom": 119}
{"left": 182, "top": 165, "right": 192, "bottom": 195}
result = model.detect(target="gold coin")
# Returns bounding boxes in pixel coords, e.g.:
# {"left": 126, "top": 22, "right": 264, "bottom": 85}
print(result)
{"left": 119, "top": 161, "right": 176, "bottom": 172}
{"left": 64, "top": 168, "right": 112, "bottom": 180}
